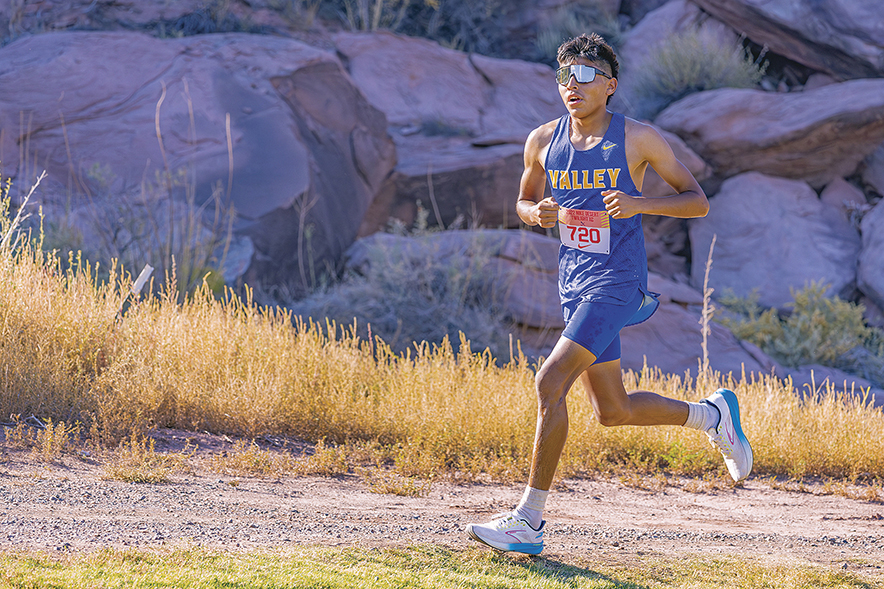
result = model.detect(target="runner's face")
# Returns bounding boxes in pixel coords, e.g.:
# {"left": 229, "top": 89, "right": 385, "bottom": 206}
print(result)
{"left": 557, "top": 58, "right": 615, "bottom": 114}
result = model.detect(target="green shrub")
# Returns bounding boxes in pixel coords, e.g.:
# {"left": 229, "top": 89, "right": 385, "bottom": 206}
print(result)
{"left": 533, "top": 2, "right": 622, "bottom": 65}
{"left": 153, "top": 0, "right": 267, "bottom": 37}
{"left": 632, "top": 30, "right": 767, "bottom": 119}
{"left": 719, "top": 283, "right": 884, "bottom": 386}
{"left": 326, "top": 0, "right": 515, "bottom": 57}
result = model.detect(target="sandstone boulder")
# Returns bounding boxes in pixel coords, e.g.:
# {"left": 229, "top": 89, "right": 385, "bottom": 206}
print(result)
{"left": 655, "top": 80, "right": 884, "bottom": 188}
{"left": 860, "top": 296, "right": 884, "bottom": 329}
{"left": 803, "top": 73, "right": 838, "bottom": 91}
{"left": 689, "top": 0, "right": 884, "bottom": 80}
{"left": 819, "top": 178, "right": 868, "bottom": 226}
{"left": 861, "top": 142, "right": 884, "bottom": 196}
{"left": 642, "top": 127, "right": 712, "bottom": 198}
{"left": 858, "top": 200, "right": 884, "bottom": 310}
{"left": 688, "top": 172, "right": 861, "bottom": 309}
{"left": 641, "top": 126, "right": 712, "bottom": 279}
{"left": 648, "top": 271, "right": 703, "bottom": 305}
{"left": 358, "top": 136, "right": 526, "bottom": 235}
{"left": 0, "top": 31, "right": 395, "bottom": 290}
{"left": 334, "top": 31, "right": 565, "bottom": 232}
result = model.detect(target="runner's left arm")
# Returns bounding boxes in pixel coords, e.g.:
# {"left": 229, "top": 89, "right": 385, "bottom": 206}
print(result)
{"left": 603, "top": 121, "right": 708, "bottom": 220}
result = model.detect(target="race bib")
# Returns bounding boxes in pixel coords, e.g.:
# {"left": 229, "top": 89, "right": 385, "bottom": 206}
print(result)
{"left": 558, "top": 208, "right": 610, "bottom": 254}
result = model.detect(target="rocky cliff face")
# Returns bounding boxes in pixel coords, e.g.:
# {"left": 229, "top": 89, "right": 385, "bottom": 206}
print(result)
{"left": 0, "top": 0, "right": 882, "bottom": 394}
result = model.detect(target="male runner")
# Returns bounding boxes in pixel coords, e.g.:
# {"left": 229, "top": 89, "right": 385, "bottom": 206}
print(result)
{"left": 466, "top": 33, "right": 753, "bottom": 555}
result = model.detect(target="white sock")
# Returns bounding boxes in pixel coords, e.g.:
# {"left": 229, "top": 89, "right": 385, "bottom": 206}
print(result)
{"left": 683, "top": 401, "right": 720, "bottom": 431}
{"left": 515, "top": 486, "right": 548, "bottom": 529}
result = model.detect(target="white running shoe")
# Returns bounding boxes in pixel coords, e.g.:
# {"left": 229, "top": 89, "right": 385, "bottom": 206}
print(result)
{"left": 466, "top": 512, "right": 544, "bottom": 555}
{"left": 703, "top": 388, "right": 753, "bottom": 481}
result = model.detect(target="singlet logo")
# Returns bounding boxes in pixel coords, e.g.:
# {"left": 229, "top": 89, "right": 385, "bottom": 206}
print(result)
{"left": 601, "top": 141, "right": 617, "bottom": 161}
{"left": 548, "top": 168, "right": 620, "bottom": 191}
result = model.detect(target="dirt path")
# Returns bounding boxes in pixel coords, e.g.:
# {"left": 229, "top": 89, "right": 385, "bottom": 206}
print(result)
{"left": 1, "top": 433, "right": 883, "bottom": 581}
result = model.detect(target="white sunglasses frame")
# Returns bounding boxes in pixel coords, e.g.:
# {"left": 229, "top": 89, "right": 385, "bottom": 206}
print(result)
{"left": 555, "top": 64, "right": 612, "bottom": 86}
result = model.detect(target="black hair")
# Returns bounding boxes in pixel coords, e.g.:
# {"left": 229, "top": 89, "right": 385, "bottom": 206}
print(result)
{"left": 556, "top": 33, "right": 619, "bottom": 80}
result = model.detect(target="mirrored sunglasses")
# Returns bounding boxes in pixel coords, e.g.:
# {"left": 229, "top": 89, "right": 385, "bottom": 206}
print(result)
{"left": 555, "top": 64, "right": 612, "bottom": 86}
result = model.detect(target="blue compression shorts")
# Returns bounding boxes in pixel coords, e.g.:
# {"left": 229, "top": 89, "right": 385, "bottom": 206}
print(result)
{"left": 561, "top": 288, "right": 644, "bottom": 364}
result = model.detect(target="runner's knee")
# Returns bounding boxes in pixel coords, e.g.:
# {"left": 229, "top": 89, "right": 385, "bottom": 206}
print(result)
{"left": 534, "top": 365, "right": 568, "bottom": 411}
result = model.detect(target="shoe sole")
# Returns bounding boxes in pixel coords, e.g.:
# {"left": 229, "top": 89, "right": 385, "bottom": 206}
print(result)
{"left": 466, "top": 525, "right": 544, "bottom": 555}
{"left": 717, "top": 388, "right": 753, "bottom": 481}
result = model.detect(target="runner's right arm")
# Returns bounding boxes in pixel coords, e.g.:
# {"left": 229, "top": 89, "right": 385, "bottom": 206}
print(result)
{"left": 517, "top": 123, "right": 559, "bottom": 229}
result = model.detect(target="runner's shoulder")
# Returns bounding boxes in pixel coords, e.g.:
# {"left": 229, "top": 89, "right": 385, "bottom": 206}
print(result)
{"left": 623, "top": 116, "right": 667, "bottom": 144}
{"left": 526, "top": 119, "right": 560, "bottom": 151}
{"left": 623, "top": 116, "right": 670, "bottom": 157}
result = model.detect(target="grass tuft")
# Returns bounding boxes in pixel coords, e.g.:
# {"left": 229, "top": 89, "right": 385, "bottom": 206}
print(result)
{"left": 102, "top": 433, "right": 191, "bottom": 484}
{"left": 207, "top": 439, "right": 295, "bottom": 478}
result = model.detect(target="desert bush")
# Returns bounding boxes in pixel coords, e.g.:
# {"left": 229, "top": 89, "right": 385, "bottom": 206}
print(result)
{"left": 334, "top": 0, "right": 411, "bottom": 32}
{"left": 327, "top": 0, "right": 515, "bottom": 56}
{"left": 533, "top": 2, "right": 622, "bottom": 65}
{"left": 289, "top": 210, "right": 516, "bottom": 360}
{"left": 631, "top": 30, "right": 767, "bottom": 119}
{"left": 268, "top": 0, "right": 323, "bottom": 29}
{"left": 152, "top": 0, "right": 267, "bottom": 38}
{"left": 719, "top": 283, "right": 884, "bottom": 387}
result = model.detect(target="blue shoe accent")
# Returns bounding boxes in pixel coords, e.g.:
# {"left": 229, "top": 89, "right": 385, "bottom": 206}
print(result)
{"left": 466, "top": 514, "right": 545, "bottom": 555}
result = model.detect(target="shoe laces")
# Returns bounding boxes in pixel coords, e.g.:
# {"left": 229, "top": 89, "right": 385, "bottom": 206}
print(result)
{"left": 491, "top": 513, "right": 525, "bottom": 531}
{"left": 708, "top": 431, "right": 734, "bottom": 458}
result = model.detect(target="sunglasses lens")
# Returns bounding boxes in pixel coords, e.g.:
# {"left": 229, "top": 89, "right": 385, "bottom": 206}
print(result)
{"left": 556, "top": 65, "right": 597, "bottom": 85}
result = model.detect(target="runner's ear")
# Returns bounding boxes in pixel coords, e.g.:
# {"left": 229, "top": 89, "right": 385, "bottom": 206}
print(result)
{"left": 606, "top": 77, "right": 617, "bottom": 97}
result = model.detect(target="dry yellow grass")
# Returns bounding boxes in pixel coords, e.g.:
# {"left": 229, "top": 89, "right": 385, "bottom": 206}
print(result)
{"left": 0, "top": 231, "right": 882, "bottom": 485}
{"left": 102, "top": 433, "right": 191, "bottom": 483}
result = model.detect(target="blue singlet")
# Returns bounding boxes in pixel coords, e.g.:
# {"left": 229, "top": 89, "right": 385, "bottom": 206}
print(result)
{"left": 545, "top": 112, "right": 659, "bottom": 360}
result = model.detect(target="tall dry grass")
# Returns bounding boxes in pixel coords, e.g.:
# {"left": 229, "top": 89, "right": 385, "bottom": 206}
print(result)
{"left": 0, "top": 184, "right": 882, "bottom": 483}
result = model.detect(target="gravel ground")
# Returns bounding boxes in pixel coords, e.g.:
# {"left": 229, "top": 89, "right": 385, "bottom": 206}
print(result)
{"left": 1, "top": 431, "right": 883, "bottom": 581}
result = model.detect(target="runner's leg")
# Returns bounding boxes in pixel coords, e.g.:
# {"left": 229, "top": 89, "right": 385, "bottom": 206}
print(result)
{"left": 527, "top": 336, "right": 597, "bottom": 491}
{"left": 578, "top": 358, "right": 688, "bottom": 426}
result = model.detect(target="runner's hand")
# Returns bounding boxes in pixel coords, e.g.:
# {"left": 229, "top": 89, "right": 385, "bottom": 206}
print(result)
{"left": 534, "top": 197, "right": 559, "bottom": 228}
{"left": 602, "top": 190, "right": 641, "bottom": 219}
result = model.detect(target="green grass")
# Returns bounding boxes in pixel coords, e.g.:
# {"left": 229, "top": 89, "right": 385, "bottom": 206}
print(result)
{"left": 0, "top": 546, "right": 878, "bottom": 589}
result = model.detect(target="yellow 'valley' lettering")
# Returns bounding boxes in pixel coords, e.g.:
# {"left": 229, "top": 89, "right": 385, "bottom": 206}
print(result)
{"left": 549, "top": 168, "right": 621, "bottom": 190}
{"left": 593, "top": 169, "right": 605, "bottom": 188}
{"left": 548, "top": 170, "right": 559, "bottom": 188}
